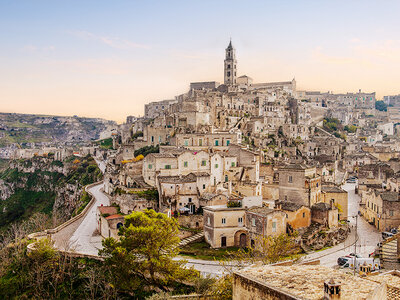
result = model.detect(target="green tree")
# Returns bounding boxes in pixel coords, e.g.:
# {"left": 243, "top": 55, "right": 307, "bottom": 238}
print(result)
{"left": 375, "top": 100, "right": 387, "bottom": 112}
{"left": 100, "top": 210, "right": 198, "bottom": 296}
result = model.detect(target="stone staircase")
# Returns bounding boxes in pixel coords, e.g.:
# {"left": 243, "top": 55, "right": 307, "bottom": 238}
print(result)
{"left": 301, "top": 222, "right": 324, "bottom": 253}
{"left": 178, "top": 231, "right": 204, "bottom": 247}
{"left": 380, "top": 235, "right": 400, "bottom": 270}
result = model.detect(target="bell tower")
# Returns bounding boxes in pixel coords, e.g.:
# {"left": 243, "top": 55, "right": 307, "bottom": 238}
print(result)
{"left": 224, "top": 40, "right": 237, "bottom": 85}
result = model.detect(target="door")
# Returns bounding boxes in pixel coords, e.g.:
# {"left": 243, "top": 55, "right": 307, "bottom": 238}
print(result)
{"left": 239, "top": 233, "right": 246, "bottom": 248}
{"left": 221, "top": 236, "right": 226, "bottom": 247}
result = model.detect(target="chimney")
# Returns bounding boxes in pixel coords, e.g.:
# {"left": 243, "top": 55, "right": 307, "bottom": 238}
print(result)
{"left": 324, "top": 278, "right": 341, "bottom": 300}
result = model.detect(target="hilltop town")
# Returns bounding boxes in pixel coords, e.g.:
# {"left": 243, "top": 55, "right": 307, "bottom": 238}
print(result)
{"left": 3, "top": 41, "right": 400, "bottom": 299}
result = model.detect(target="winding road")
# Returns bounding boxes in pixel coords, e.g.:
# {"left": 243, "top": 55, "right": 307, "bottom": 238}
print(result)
{"left": 68, "top": 183, "right": 109, "bottom": 255}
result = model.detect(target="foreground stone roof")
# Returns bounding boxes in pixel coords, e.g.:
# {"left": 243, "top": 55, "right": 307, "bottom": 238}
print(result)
{"left": 240, "top": 265, "right": 379, "bottom": 300}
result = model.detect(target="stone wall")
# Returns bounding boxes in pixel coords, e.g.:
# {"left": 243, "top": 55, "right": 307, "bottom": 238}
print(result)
{"left": 233, "top": 273, "right": 301, "bottom": 300}
{"left": 178, "top": 214, "right": 203, "bottom": 229}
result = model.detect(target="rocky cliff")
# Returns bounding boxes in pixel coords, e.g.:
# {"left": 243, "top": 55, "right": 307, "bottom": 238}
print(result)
{"left": 0, "top": 154, "right": 103, "bottom": 230}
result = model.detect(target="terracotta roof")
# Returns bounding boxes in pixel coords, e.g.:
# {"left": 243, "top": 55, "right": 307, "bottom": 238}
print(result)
{"left": 98, "top": 206, "right": 118, "bottom": 215}
{"left": 105, "top": 214, "right": 124, "bottom": 220}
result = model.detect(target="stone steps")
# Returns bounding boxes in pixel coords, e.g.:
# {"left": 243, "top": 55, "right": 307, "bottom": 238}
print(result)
{"left": 178, "top": 231, "right": 204, "bottom": 247}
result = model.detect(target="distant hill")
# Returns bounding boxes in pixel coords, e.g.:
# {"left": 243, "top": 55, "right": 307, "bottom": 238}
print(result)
{"left": 0, "top": 112, "right": 116, "bottom": 148}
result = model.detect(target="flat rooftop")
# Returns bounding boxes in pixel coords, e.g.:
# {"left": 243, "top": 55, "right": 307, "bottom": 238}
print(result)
{"left": 240, "top": 265, "right": 379, "bottom": 300}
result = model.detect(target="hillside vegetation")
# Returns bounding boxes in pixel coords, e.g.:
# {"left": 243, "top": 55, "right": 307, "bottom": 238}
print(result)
{"left": 0, "top": 155, "right": 102, "bottom": 231}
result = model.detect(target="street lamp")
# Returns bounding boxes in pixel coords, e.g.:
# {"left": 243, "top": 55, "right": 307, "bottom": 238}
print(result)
{"left": 344, "top": 214, "right": 359, "bottom": 275}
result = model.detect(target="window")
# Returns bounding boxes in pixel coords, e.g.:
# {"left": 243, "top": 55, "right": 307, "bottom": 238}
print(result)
{"left": 207, "top": 217, "right": 210, "bottom": 225}
{"left": 199, "top": 139, "right": 203, "bottom": 146}
{"left": 272, "top": 221, "right": 276, "bottom": 232}
{"left": 390, "top": 210, "right": 394, "bottom": 217}
{"left": 316, "top": 182, "right": 319, "bottom": 187}
{"left": 222, "top": 218, "right": 226, "bottom": 224}
{"left": 188, "top": 198, "right": 192, "bottom": 203}
{"left": 252, "top": 218, "right": 256, "bottom": 226}
{"left": 215, "top": 140, "right": 219, "bottom": 146}
{"left": 201, "top": 160, "right": 207, "bottom": 166}
{"left": 288, "top": 175, "right": 293, "bottom": 183}
{"left": 227, "top": 71, "right": 231, "bottom": 77}
{"left": 225, "top": 175, "right": 228, "bottom": 182}
{"left": 231, "top": 162, "right": 235, "bottom": 167}
{"left": 227, "top": 64, "right": 231, "bottom": 69}
{"left": 184, "top": 161, "right": 188, "bottom": 167}
{"left": 165, "top": 165, "right": 171, "bottom": 169}
{"left": 303, "top": 212, "right": 305, "bottom": 218}
{"left": 148, "top": 164, "right": 153, "bottom": 169}
{"left": 203, "top": 184, "right": 206, "bottom": 189}
{"left": 238, "top": 217, "right": 243, "bottom": 224}
{"left": 151, "top": 136, "right": 154, "bottom": 142}
{"left": 215, "top": 164, "right": 219, "bottom": 168}
{"left": 184, "top": 139, "right": 189, "bottom": 146}
{"left": 227, "top": 140, "right": 230, "bottom": 145}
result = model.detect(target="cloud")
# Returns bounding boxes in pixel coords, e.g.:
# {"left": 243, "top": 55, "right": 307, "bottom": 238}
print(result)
{"left": 68, "top": 30, "right": 150, "bottom": 50}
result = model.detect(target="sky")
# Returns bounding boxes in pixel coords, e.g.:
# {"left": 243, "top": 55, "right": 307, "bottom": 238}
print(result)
{"left": 1, "top": 0, "right": 400, "bottom": 123}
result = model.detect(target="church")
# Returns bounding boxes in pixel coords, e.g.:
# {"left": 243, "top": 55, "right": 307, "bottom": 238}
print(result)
{"left": 190, "top": 40, "right": 297, "bottom": 96}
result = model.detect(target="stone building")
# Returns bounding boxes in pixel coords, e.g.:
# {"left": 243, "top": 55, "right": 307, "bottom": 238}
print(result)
{"left": 171, "top": 132, "right": 239, "bottom": 150}
{"left": 203, "top": 204, "right": 247, "bottom": 248}
{"left": 276, "top": 201, "right": 311, "bottom": 230}
{"left": 97, "top": 206, "right": 124, "bottom": 239}
{"left": 321, "top": 186, "right": 348, "bottom": 221}
{"left": 363, "top": 191, "right": 400, "bottom": 232}
{"left": 278, "top": 164, "right": 321, "bottom": 207}
{"left": 158, "top": 172, "right": 210, "bottom": 214}
{"left": 311, "top": 202, "right": 338, "bottom": 228}
{"left": 144, "top": 99, "right": 177, "bottom": 119}
{"left": 203, "top": 196, "right": 264, "bottom": 248}
{"left": 245, "top": 206, "right": 286, "bottom": 249}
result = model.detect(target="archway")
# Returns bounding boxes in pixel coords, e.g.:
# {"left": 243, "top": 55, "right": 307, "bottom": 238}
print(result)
{"left": 234, "top": 230, "right": 248, "bottom": 247}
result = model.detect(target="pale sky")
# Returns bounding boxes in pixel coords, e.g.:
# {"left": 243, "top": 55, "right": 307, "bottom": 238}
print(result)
{"left": 1, "top": 0, "right": 400, "bottom": 123}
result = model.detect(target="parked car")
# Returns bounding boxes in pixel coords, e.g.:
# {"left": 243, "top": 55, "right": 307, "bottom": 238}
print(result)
{"left": 346, "top": 177, "right": 357, "bottom": 183}
{"left": 382, "top": 232, "right": 394, "bottom": 240}
{"left": 340, "top": 257, "right": 380, "bottom": 271}
{"left": 337, "top": 253, "right": 362, "bottom": 266}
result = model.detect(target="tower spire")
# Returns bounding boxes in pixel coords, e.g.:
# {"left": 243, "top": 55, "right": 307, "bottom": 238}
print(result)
{"left": 224, "top": 39, "right": 237, "bottom": 85}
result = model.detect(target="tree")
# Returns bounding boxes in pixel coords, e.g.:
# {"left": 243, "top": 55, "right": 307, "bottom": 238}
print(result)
{"left": 100, "top": 210, "right": 198, "bottom": 296}
{"left": 375, "top": 100, "right": 387, "bottom": 112}
{"left": 225, "top": 233, "right": 300, "bottom": 266}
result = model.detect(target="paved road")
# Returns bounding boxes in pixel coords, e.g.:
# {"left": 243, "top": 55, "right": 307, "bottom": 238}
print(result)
{"left": 68, "top": 183, "right": 109, "bottom": 255}
{"left": 95, "top": 158, "right": 106, "bottom": 174}
{"left": 303, "top": 183, "right": 381, "bottom": 267}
